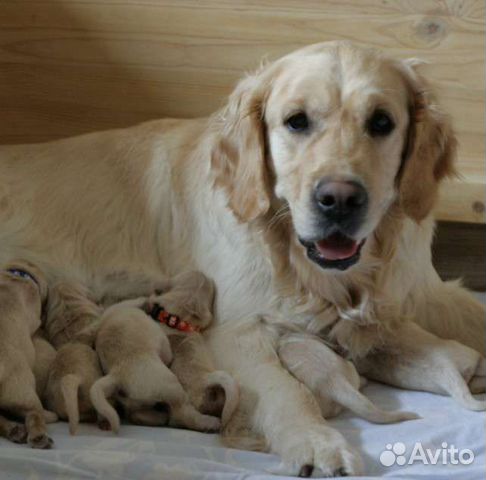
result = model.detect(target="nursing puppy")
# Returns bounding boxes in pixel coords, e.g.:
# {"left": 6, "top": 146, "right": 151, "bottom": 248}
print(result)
{"left": 32, "top": 330, "right": 57, "bottom": 400}
{"left": 44, "top": 343, "right": 103, "bottom": 434}
{"left": 147, "top": 271, "right": 239, "bottom": 427}
{"left": 90, "top": 297, "right": 221, "bottom": 433}
{"left": 356, "top": 321, "right": 486, "bottom": 411}
{"left": 0, "top": 261, "right": 57, "bottom": 448}
{"left": 278, "top": 333, "right": 419, "bottom": 423}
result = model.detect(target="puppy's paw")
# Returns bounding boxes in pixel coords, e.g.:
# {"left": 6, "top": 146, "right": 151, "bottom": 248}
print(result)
{"left": 278, "top": 425, "right": 363, "bottom": 477}
{"left": 28, "top": 433, "right": 54, "bottom": 449}
{"left": 97, "top": 418, "right": 112, "bottom": 431}
{"left": 7, "top": 424, "right": 28, "bottom": 444}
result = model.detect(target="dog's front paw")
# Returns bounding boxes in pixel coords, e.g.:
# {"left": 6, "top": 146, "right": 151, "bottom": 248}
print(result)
{"left": 28, "top": 433, "right": 54, "bottom": 449}
{"left": 278, "top": 425, "right": 362, "bottom": 477}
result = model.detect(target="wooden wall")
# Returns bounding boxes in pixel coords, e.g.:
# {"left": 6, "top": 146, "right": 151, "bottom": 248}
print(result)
{"left": 0, "top": 0, "right": 484, "bottom": 223}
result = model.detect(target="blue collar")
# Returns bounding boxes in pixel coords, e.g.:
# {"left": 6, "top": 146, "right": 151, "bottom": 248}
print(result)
{"left": 6, "top": 268, "right": 39, "bottom": 286}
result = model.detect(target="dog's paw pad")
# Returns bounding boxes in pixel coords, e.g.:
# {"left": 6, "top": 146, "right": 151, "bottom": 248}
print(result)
{"left": 8, "top": 424, "right": 28, "bottom": 444}
{"left": 98, "top": 419, "right": 112, "bottom": 431}
{"left": 298, "top": 464, "right": 314, "bottom": 477}
{"left": 29, "top": 434, "right": 54, "bottom": 449}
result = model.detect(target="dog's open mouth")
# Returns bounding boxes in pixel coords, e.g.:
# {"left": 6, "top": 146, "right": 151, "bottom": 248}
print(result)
{"left": 299, "top": 232, "right": 365, "bottom": 271}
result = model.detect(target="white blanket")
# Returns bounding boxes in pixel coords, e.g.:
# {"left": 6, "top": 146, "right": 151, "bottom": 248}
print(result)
{"left": 1, "top": 382, "right": 484, "bottom": 479}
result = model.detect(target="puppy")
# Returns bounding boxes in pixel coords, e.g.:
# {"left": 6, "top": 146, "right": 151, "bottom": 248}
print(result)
{"left": 32, "top": 330, "right": 57, "bottom": 400}
{"left": 44, "top": 343, "right": 103, "bottom": 435}
{"left": 0, "top": 260, "right": 57, "bottom": 448}
{"left": 356, "top": 321, "right": 486, "bottom": 411}
{"left": 90, "top": 297, "right": 221, "bottom": 433}
{"left": 147, "top": 271, "right": 239, "bottom": 427}
{"left": 44, "top": 280, "right": 103, "bottom": 348}
{"left": 278, "top": 333, "right": 420, "bottom": 423}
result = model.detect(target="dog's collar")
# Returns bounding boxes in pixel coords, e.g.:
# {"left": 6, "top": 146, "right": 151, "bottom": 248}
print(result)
{"left": 148, "top": 304, "right": 200, "bottom": 333}
{"left": 6, "top": 268, "right": 39, "bottom": 286}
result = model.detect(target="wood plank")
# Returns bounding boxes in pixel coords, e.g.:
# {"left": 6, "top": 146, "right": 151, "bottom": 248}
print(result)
{"left": 433, "top": 221, "right": 486, "bottom": 291}
{"left": 0, "top": 1, "right": 484, "bottom": 223}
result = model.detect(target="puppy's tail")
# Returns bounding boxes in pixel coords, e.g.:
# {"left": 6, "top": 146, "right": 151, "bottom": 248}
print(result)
{"left": 329, "top": 378, "right": 420, "bottom": 424}
{"left": 205, "top": 371, "right": 240, "bottom": 426}
{"left": 90, "top": 374, "right": 120, "bottom": 433}
{"left": 60, "top": 374, "right": 82, "bottom": 435}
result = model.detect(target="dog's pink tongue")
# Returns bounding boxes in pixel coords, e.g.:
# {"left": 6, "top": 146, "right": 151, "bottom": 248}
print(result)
{"left": 315, "top": 234, "right": 359, "bottom": 260}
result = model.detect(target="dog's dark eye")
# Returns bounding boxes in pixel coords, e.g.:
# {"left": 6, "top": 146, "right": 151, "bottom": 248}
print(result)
{"left": 285, "top": 112, "right": 309, "bottom": 132}
{"left": 367, "top": 110, "right": 395, "bottom": 137}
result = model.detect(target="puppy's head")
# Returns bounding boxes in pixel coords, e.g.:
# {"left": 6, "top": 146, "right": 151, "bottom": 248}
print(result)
{"left": 149, "top": 271, "right": 215, "bottom": 330}
{"left": 3, "top": 259, "right": 48, "bottom": 304}
{"left": 212, "top": 41, "right": 456, "bottom": 272}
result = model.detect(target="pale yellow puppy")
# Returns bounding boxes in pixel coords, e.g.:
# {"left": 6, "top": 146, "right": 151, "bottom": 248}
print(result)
{"left": 0, "top": 260, "right": 57, "bottom": 448}
{"left": 147, "top": 271, "right": 239, "bottom": 428}
{"left": 278, "top": 333, "right": 419, "bottom": 423}
{"left": 90, "top": 298, "right": 221, "bottom": 433}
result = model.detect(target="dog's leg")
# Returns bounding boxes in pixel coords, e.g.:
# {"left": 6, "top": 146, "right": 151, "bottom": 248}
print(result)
{"left": 207, "top": 320, "right": 363, "bottom": 477}
{"left": 412, "top": 279, "right": 486, "bottom": 356}
{"left": 0, "top": 415, "right": 27, "bottom": 444}
{"left": 356, "top": 321, "right": 486, "bottom": 411}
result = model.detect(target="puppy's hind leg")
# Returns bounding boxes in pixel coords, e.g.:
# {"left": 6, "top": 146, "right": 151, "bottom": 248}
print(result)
{"left": 469, "top": 357, "right": 486, "bottom": 394}
{"left": 0, "top": 415, "right": 27, "bottom": 444}
{"left": 3, "top": 372, "right": 53, "bottom": 449}
{"left": 159, "top": 369, "right": 221, "bottom": 432}
{"left": 444, "top": 368, "right": 486, "bottom": 411}
{"left": 330, "top": 378, "right": 420, "bottom": 424}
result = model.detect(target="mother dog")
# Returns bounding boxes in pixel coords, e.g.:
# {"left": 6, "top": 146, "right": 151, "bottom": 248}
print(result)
{"left": 0, "top": 41, "right": 484, "bottom": 476}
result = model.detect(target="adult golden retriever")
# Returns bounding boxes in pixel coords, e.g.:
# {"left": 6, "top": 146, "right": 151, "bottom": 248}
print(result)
{"left": 0, "top": 41, "right": 484, "bottom": 476}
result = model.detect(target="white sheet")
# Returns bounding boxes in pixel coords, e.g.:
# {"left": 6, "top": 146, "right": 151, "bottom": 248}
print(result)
{"left": 1, "top": 382, "right": 484, "bottom": 480}
{"left": 2, "top": 294, "right": 485, "bottom": 479}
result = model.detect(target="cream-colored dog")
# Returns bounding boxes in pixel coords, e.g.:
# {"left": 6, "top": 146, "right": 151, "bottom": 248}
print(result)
{"left": 90, "top": 298, "right": 221, "bottom": 433}
{"left": 0, "top": 261, "right": 57, "bottom": 448}
{"left": 1, "top": 41, "right": 486, "bottom": 476}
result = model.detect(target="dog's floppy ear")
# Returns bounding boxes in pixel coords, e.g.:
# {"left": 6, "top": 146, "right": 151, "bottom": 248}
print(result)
{"left": 397, "top": 59, "right": 457, "bottom": 222}
{"left": 211, "top": 72, "right": 271, "bottom": 222}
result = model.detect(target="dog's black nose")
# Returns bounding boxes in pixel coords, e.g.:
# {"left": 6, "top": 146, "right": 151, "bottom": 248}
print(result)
{"left": 314, "top": 178, "right": 368, "bottom": 224}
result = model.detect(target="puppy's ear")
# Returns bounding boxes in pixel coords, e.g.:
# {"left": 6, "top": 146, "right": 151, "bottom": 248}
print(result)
{"left": 211, "top": 72, "right": 271, "bottom": 222}
{"left": 169, "top": 271, "right": 215, "bottom": 329}
{"left": 398, "top": 59, "right": 457, "bottom": 222}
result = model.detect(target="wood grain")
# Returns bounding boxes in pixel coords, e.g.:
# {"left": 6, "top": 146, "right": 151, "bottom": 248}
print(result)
{"left": 0, "top": 1, "right": 484, "bottom": 223}
{"left": 434, "top": 221, "right": 485, "bottom": 291}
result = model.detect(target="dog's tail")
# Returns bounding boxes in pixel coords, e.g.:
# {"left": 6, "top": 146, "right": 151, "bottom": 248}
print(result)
{"left": 60, "top": 374, "right": 82, "bottom": 435}
{"left": 329, "top": 378, "right": 420, "bottom": 424}
{"left": 89, "top": 374, "right": 120, "bottom": 433}
{"left": 204, "top": 371, "right": 240, "bottom": 427}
